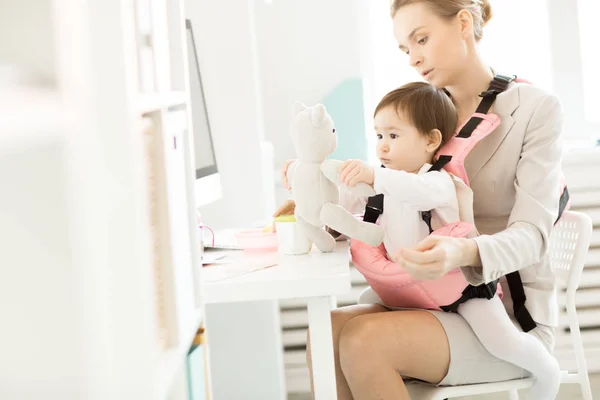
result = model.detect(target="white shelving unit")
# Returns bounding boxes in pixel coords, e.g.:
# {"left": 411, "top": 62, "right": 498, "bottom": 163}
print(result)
{"left": 0, "top": 0, "right": 204, "bottom": 399}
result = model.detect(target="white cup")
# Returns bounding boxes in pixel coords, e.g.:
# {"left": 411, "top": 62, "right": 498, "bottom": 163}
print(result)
{"left": 276, "top": 221, "right": 312, "bottom": 255}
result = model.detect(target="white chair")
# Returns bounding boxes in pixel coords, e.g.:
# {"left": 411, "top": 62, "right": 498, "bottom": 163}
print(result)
{"left": 406, "top": 210, "right": 594, "bottom": 400}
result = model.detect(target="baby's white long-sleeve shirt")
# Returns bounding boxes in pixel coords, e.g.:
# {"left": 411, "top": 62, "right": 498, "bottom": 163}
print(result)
{"left": 340, "top": 163, "right": 460, "bottom": 257}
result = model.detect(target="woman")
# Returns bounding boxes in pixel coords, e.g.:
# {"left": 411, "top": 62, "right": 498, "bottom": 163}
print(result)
{"left": 275, "top": 0, "right": 563, "bottom": 398}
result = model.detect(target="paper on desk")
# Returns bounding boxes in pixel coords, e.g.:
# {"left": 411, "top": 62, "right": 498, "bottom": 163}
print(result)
{"left": 203, "top": 253, "right": 278, "bottom": 282}
{"left": 202, "top": 251, "right": 228, "bottom": 265}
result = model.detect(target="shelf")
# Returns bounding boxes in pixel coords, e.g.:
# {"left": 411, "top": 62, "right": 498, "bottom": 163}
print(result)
{"left": 156, "top": 308, "right": 204, "bottom": 399}
{"left": 2, "top": 0, "right": 199, "bottom": 397}
{"left": 0, "top": 88, "right": 71, "bottom": 148}
{"left": 137, "top": 91, "right": 187, "bottom": 114}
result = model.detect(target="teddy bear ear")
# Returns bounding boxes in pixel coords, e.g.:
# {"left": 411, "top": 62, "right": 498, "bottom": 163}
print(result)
{"left": 310, "top": 104, "right": 327, "bottom": 126}
{"left": 292, "top": 101, "right": 307, "bottom": 116}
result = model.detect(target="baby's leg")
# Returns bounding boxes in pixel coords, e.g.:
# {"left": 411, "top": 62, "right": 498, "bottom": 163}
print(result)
{"left": 457, "top": 296, "right": 560, "bottom": 400}
{"left": 320, "top": 203, "right": 384, "bottom": 246}
{"left": 295, "top": 215, "right": 335, "bottom": 252}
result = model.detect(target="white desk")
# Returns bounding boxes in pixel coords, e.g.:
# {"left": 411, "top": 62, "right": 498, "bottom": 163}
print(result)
{"left": 202, "top": 241, "right": 351, "bottom": 400}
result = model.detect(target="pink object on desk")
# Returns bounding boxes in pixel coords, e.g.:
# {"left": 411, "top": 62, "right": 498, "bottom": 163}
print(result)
{"left": 235, "top": 229, "right": 278, "bottom": 252}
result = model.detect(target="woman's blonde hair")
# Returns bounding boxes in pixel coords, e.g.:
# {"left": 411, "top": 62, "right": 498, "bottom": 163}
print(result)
{"left": 390, "top": 0, "right": 493, "bottom": 41}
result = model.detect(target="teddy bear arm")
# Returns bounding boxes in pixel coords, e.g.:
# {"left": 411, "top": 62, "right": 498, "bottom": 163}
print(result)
{"left": 320, "top": 159, "right": 342, "bottom": 185}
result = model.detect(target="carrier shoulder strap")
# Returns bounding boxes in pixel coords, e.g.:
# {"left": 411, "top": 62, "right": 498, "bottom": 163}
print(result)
{"left": 421, "top": 155, "right": 453, "bottom": 233}
{"left": 506, "top": 183, "right": 571, "bottom": 332}
{"left": 456, "top": 74, "right": 515, "bottom": 139}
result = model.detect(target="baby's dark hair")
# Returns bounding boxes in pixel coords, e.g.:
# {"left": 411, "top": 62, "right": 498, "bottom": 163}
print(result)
{"left": 374, "top": 82, "right": 457, "bottom": 147}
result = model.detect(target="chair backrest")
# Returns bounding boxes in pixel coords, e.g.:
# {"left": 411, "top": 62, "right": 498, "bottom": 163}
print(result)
{"left": 548, "top": 210, "right": 593, "bottom": 291}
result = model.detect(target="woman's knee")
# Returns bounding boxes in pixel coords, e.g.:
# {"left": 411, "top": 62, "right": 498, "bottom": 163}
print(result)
{"left": 338, "top": 315, "right": 382, "bottom": 374}
{"left": 306, "top": 304, "right": 385, "bottom": 367}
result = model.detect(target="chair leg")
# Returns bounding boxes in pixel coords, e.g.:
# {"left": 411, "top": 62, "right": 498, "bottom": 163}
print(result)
{"left": 508, "top": 389, "right": 519, "bottom": 400}
{"left": 579, "top": 374, "right": 593, "bottom": 400}
{"left": 567, "top": 295, "right": 593, "bottom": 400}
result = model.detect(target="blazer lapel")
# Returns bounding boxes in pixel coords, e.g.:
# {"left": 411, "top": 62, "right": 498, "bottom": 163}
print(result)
{"left": 465, "top": 84, "right": 520, "bottom": 182}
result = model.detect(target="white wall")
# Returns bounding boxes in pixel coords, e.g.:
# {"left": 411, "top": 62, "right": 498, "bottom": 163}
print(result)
{"left": 0, "top": 0, "right": 55, "bottom": 86}
{"left": 253, "top": 0, "right": 362, "bottom": 170}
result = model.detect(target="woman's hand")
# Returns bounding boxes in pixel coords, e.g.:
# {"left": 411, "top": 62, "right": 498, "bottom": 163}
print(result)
{"left": 281, "top": 159, "right": 296, "bottom": 190}
{"left": 273, "top": 199, "right": 296, "bottom": 218}
{"left": 394, "top": 236, "right": 480, "bottom": 280}
{"left": 339, "top": 159, "right": 374, "bottom": 186}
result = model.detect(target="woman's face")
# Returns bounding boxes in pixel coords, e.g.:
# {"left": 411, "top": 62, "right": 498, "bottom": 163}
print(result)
{"left": 393, "top": 3, "right": 468, "bottom": 88}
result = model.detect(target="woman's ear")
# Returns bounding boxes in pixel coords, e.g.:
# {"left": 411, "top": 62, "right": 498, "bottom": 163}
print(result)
{"left": 457, "top": 9, "right": 474, "bottom": 40}
{"left": 426, "top": 129, "right": 443, "bottom": 153}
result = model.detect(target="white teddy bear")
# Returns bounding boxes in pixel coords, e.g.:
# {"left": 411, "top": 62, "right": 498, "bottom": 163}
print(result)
{"left": 286, "top": 102, "right": 384, "bottom": 253}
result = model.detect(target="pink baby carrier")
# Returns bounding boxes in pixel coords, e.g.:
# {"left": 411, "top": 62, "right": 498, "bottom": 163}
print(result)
{"left": 352, "top": 74, "right": 570, "bottom": 332}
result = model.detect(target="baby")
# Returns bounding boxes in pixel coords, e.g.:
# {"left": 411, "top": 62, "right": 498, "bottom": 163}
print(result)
{"left": 335, "top": 82, "right": 560, "bottom": 400}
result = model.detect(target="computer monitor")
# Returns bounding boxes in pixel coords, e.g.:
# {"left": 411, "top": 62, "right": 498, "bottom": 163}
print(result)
{"left": 186, "top": 19, "right": 222, "bottom": 207}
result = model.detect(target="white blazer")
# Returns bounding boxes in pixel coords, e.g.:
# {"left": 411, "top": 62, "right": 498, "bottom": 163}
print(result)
{"left": 459, "top": 81, "right": 564, "bottom": 328}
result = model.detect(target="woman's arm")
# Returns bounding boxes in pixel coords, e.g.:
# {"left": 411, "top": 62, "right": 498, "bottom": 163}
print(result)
{"left": 461, "top": 93, "right": 564, "bottom": 285}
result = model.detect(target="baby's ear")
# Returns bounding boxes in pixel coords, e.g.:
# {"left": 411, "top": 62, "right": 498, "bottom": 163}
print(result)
{"left": 293, "top": 101, "right": 307, "bottom": 116}
{"left": 310, "top": 104, "right": 327, "bottom": 126}
{"left": 426, "top": 129, "right": 443, "bottom": 152}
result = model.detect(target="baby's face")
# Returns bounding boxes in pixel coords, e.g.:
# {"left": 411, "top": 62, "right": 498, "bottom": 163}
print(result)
{"left": 374, "top": 106, "right": 434, "bottom": 173}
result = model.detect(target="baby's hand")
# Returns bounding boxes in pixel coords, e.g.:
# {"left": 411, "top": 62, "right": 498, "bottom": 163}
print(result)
{"left": 339, "top": 160, "right": 374, "bottom": 186}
